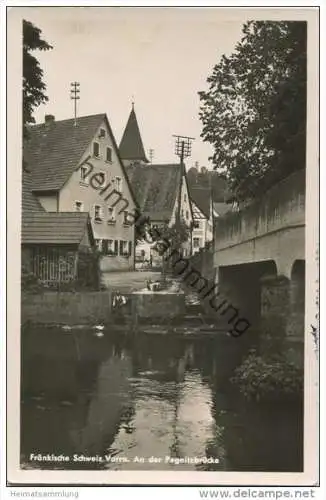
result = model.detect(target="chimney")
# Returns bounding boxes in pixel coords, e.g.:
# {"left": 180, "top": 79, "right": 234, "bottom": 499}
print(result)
{"left": 45, "top": 114, "right": 55, "bottom": 124}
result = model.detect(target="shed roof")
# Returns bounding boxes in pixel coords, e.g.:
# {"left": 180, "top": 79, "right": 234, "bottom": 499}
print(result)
{"left": 22, "top": 212, "right": 93, "bottom": 245}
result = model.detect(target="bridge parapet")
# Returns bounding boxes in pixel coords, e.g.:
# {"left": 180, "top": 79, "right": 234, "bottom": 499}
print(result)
{"left": 214, "top": 170, "right": 305, "bottom": 251}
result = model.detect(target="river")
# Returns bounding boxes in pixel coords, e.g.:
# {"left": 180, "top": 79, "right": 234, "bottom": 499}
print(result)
{"left": 20, "top": 325, "right": 303, "bottom": 472}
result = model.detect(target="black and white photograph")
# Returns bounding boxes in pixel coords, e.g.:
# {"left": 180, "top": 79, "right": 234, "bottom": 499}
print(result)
{"left": 5, "top": 4, "right": 320, "bottom": 487}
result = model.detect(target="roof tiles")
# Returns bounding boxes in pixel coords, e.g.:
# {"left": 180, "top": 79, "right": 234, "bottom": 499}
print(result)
{"left": 22, "top": 212, "right": 91, "bottom": 245}
{"left": 126, "top": 163, "right": 182, "bottom": 221}
{"left": 23, "top": 114, "right": 106, "bottom": 191}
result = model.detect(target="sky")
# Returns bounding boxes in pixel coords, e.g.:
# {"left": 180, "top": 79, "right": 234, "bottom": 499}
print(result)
{"left": 20, "top": 7, "right": 249, "bottom": 169}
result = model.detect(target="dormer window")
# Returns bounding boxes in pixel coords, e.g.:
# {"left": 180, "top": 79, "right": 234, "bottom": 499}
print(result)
{"left": 93, "top": 142, "right": 100, "bottom": 158}
{"left": 106, "top": 147, "right": 112, "bottom": 163}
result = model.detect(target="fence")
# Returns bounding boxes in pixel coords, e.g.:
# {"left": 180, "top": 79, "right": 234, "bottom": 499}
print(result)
{"left": 32, "top": 247, "right": 77, "bottom": 286}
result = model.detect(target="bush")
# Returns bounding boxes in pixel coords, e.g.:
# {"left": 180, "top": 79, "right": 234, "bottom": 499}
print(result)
{"left": 21, "top": 266, "right": 44, "bottom": 293}
{"left": 76, "top": 248, "right": 101, "bottom": 290}
{"left": 231, "top": 349, "right": 303, "bottom": 402}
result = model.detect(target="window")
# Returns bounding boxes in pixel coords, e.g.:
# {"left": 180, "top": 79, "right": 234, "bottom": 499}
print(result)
{"left": 184, "top": 194, "right": 187, "bottom": 202}
{"left": 123, "top": 211, "right": 131, "bottom": 225}
{"left": 186, "top": 210, "right": 189, "bottom": 220}
{"left": 107, "top": 239, "right": 114, "bottom": 255}
{"left": 75, "top": 201, "right": 83, "bottom": 212}
{"left": 93, "top": 142, "right": 100, "bottom": 158}
{"left": 95, "top": 239, "right": 102, "bottom": 251}
{"left": 102, "top": 239, "right": 114, "bottom": 255}
{"left": 80, "top": 166, "right": 89, "bottom": 184}
{"left": 99, "top": 128, "right": 106, "bottom": 138}
{"left": 107, "top": 206, "right": 116, "bottom": 223}
{"left": 119, "top": 240, "right": 129, "bottom": 256}
{"left": 193, "top": 220, "right": 200, "bottom": 229}
{"left": 181, "top": 209, "right": 184, "bottom": 218}
{"left": 115, "top": 176, "right": 122, "bottom": 193}
{"left": 193, "top": 237, "right": 200, "bottom": 248}
{"left": 94, "top": 205, "right": 103, "bottom": 222}
{"left": 106, "top": 147, "right": 112, "bottom": 162}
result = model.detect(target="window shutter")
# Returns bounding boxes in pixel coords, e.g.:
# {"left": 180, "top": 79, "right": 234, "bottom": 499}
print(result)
{"left": 119, "top": 240, "right": 124, "bottom": 256}
{"left": 114, "top": 240, "right": 118, "bottom": 255}
{"left": 102, "top": 239, "right": 108, "bottom": 254}
{"left": 128, "top": 241, "right": 132, "bottom": 256}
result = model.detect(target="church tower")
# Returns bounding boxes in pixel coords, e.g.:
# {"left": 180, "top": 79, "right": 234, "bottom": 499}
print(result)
{"left": 119, "top": 103, "right": 149, "bottom": 167}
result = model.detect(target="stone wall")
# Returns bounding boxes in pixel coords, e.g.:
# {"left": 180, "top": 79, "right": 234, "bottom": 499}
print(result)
{"left": 21, "top": 291, "right": 113, "bottom": 326}
{"left": 188, "top": 245, "right": 214, "bottom": 281}
{"left": 131, "top": 291, "right": 186, "bottom": 321}
{"left": 21, "top": 289, "right": 187, "bottom": 326}
{"left": 214, "top": 170, "right": 305, "bottom": 251}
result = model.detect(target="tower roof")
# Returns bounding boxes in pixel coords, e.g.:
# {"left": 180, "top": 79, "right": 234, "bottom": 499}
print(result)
{"left": 119, "top": 106, "right": 149, "bottom": 163}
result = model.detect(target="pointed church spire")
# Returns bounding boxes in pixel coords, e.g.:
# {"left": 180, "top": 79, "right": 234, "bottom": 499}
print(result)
{"left": 119, "top": 104, "right": 149, "bottom": 164}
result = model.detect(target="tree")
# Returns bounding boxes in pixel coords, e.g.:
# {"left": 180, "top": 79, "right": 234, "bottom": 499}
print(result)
{"left": 199, "top": 21, "right": 307, "bottom": 202}
{"left": 154, "top": 219, "right": 190, "bottom": 276}
{"left": 23, "top": 20, "right": 52, "bottom": 140}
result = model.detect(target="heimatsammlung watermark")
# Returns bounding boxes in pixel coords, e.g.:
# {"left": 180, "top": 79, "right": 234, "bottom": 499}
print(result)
{"left": 75, "top": 156, "right": 251, "bottom": 337}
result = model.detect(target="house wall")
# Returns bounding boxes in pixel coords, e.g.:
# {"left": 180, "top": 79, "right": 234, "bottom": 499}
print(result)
{"left": 170, "top": 173, "right": 193, "bottom": 257}
{"left": 37, "top": 194, "right": 57, "bottom": 212}
{"left": 192, "top": 217, "right": 207, "bottom": 253}
{"left": 170, "top": 174, "right": 193, "bottom": 228}
{"left": 58, "top": 118, "right": 136, "bottom": 272}
{"left": 191, "top": 202, "right": 213, "bottom": 255}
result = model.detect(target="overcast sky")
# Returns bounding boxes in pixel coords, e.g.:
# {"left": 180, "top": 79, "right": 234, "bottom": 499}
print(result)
{"left": 20, "top": 7, "right": 251, "bottom": 168}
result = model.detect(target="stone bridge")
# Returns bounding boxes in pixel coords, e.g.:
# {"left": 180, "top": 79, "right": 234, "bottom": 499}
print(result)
{"left": 213, "top": 170, "right": 305, "bottom": 362}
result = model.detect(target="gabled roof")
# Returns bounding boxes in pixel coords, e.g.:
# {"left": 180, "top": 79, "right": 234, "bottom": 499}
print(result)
{"left": 119, "top": 106, "right": 149, "bottom": 163}
{"left": 191, "top": 200, "right": 207, "bottom": 220}
{"left": 189, "top": 186, "right": 211, "bottom": 219}
{"left": 22, "top": 212, "right": 94, "bottom": 245}
{"left": 22, "top": 170, "right": 45, "bottom": 213}
{"left": 213, "top": 201, "right": 231, "bottom": 217}
{"left": 24, "top": 114, "right": 106, "bottom": 191}
{"left": 125, "top": 163, "right": 182, "bottom": 221}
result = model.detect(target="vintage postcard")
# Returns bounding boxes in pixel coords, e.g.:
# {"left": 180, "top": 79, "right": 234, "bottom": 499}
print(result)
{"left": 6, "top": 4, "right": 320, "bottom": 487}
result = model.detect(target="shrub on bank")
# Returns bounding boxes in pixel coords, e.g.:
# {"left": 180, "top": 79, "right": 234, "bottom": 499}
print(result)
{"left": 231, "top": 349, "right": 303, "bottom": 402}
{"left": 21, "top": 266, "right": 45, "bottom": 293}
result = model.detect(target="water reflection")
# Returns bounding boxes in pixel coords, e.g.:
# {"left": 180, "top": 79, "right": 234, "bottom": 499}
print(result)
{"left": 21, "top": 327, "right": 302, "bottom": 471}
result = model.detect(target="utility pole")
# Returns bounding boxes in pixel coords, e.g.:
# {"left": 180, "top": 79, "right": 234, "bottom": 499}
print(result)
{"left": 173, "top": 135, "right": 194, "bottom": 256}
{"left": 70, "top": 82, "right": 80, "bottom": 126}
